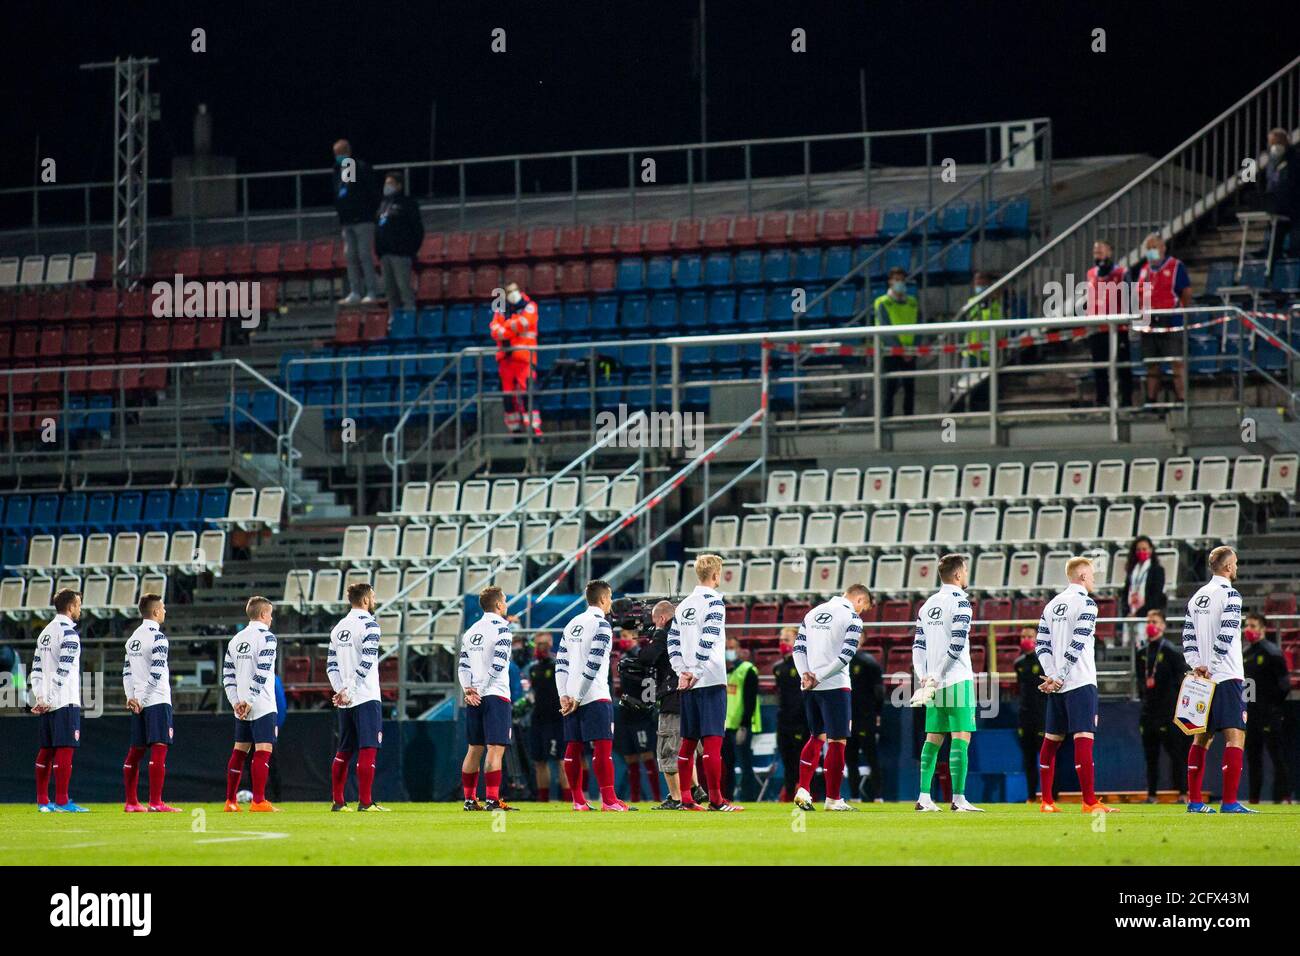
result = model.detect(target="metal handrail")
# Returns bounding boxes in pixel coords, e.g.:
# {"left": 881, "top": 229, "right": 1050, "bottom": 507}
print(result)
{"left": 958, "top": 54, "right": 1300, "bottom": 321}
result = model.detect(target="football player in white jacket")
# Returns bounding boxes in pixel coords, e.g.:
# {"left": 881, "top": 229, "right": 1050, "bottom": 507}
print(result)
{"left": 223, "top": 596, "right": 279, "bottom": 812}
{"left": 458, "top": 586, "right": 517, "bottom": 811}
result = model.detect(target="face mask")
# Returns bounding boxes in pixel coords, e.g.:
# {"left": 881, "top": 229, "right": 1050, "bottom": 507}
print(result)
{"left": 534, "top": 646, "right": 549, "bottom": 660}
{"left": 1270, "top": 144, "right": 1285, "bottom": 159}
{"left": 1244, "top": 628, "right": 1262, "bottom": 642}
{"left": 618, "top": 639, "right": 636, "bottom": 652}
{"left": 383, "top": 184, "right": 398, "bottom": 196}
{"left": 507, "top": 290, "right": 522, "bottom": 305}
{"left": 725, "top": 650, "right": 738, "bottom": 663}
{"left": 1135, "top": 548, "right": 1151, "bottom": 562}
{"left": 1145, "top": 623, "right": 1162, "bottom": 638}
{"left": 890, "top": 280, "right": 906, "bottom": 295}
{"left": 1144, "top": 248, "right": 1161, "bottom": 262}
{"left": 1019, "top": 638, "right": 1035, "bottom": 655}
{"left": 335, "top": 154, "right": 348, "bottom": 165}
{"left": 1095, "top": 258, "right": 1112, "bottom": 272}
{"left": 778, "top": 643, "right": 793, "bottom": 656}
{"left": 973, "top": 285, "right": 986, "bottom": 294}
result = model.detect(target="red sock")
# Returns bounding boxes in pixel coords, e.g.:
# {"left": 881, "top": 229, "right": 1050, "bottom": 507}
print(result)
{"left": 123, "top": 746, "right": 146, "bottom": 805}
{"left": 559, "top": 786, "right": 571, "bottom": 802}
{"left": 357, "top": 748, "right": 377, "bottom": 805}
{"left": 53, "top": 747, "right": 74, "bottom": 805}
{"left": 148, "top": 743, "right": 168, "bottom": 806}
{"left": 250, "top": 750, "right": 270, "bottom": 803}
{"left": 701, "top": 735, "right": 725, "bottom": 805}
{"left": 1074, "top": 736, "right": 1096, "bottom": 804}
{"left": 563, "top": 742, "right": 585, "bottom": 802}
{"left": 36, "top": 747, "right": 54, "bottom": 805}
{"left": 484, "top": 769, "right": 502, "bottom": 801}
{"left": 1222, "top": 746, "right": 1244, "bottom": 804}
{"left": 592, "top": 739, "right": 617, "bottom": 805}
{"left": 226, "top": 749, "right": 247, "bottom": 802}
{"left": 643, "top": 758, "right": 662, "bottom": 801}
{"left": 333, "top": 750, "right": 354, "bottom": 804}
{"left": 797, "top": 736, "right": 823, "bottom": 791}
{"left": 461, "top": 770, "right": 479, "bottom": 800}
{"left": 1038, "top": 737, "right": 1061, "bottom": 802}
{"left": 824, "top": 740, "right": 847, "bottom": 801}
{"left": 677, "top": 737, "right": 699, "bottom": 803}
{"left": 1187, "top": 743, "right": 1208, "bottom": 803}
{"left": 627, "top": 760, "right": 642, "bottom": 802}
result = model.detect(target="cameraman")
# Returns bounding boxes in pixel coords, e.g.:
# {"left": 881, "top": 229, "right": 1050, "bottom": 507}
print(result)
{"left": 642, "top": 599, "right": 706, "bottom": 809}
{"left": 614, "top": 629, "right": 660, "bottom": 803}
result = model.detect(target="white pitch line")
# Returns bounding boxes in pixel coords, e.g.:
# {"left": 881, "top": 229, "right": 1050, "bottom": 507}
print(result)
{"left": 193, "top": 831, "right": 289, "bottom": 845}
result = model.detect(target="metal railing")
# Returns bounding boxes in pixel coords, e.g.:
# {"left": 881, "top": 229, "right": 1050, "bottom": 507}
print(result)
{"left": 959, "top": 54, "right": 1300, "bottom": 322}
{"left": 0, "top": 118, "right": 1049, "bottom": 252}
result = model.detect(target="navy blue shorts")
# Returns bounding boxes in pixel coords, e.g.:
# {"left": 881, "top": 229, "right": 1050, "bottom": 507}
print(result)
{"left": 564, "top": 699, "right": 615, "bottom": 743}
{"left": 614, "top": 711, "right": 656, "bottom": 754}
{"left": 234, "top": 712, "right": 279, "bottom": 745}
{"left": 466, "top": 695, "right": 513, "bottom": 746}
{"left": 680, "top": 684, "right": 727, "bottom": 740}
{"left": 38, "top": 706, "right": 81, "bottom": 749}
{"left": 1045, "top": 684, "right": 1099, "bottom": 736}
{"left": 805, "top": 688, "right": 852, "bottom": 739}
{"left": 1207, "top": 678, "right": 1248, "bottom": 733}
{"left": 528, "top": 719, "right": 565, "bottom": 761}
{"left": 338, "top": 700, "right": 383, "bottom": 751}
{"left": 130, "top": 703, "right": 174, "bottom": 747}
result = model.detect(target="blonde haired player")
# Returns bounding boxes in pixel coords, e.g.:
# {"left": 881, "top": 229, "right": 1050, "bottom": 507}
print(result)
{"left": 223, "top": 596, "right": 279, "bottom": 812}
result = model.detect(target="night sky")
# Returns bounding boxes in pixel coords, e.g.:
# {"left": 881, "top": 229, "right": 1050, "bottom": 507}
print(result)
{"left": 2, "top": 0, "right": 1296, "bottom": 205}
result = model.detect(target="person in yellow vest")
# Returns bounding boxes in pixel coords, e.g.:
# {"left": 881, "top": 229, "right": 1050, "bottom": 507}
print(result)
{"left": 963, "top": 270, "right": 1004, "bottom": 363}
{"left": 872, "top": 267, "right": 919, "bottom": 416}
{"left": 722, "top": 636, "right": 761, "bottom": 802}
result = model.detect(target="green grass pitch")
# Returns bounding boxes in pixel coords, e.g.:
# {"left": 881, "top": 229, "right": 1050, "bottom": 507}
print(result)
{"left": 5, "top": 802, "right": 1298, "bottom": 866}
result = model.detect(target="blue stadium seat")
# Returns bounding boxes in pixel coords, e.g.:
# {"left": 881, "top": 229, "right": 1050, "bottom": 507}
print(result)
{"left": 738, "top": 289, "right": 766, "bottom": 328}
{"left": 141, "top": 491, "right": 172, "bottom": 531}
{"left": 535, "top": 299, "right": 562, "bottom": 340}
{"left": 801, "top": 284, "right": 829, "bottom": 326}
{"left": 793, "top": 248, "right": 822, "bottom": 283}
{"left": 86, "top": 492, "right": 115, "bottom": 533}
{"left": 645, "top": 257, "right": 673, "bottom": 290}
{"left": 762, "top": 249, "right": 791, "bottom": 284}
{"left": 1239, "top": 260, "right": 1267, "bottom": 290}
{"left": 361, "top": 383, "right": 393, "bottom": 425}
{"left": 250, "top": 390, "right": 279, "bottom": 427}
{"left": 940, "top": 203, "right": 970, "bottom": 236}
{"left": 679, "top": 291, "right": 707, "bottom": 328}
{"left": 1188, "top": 334, "right": 1219, "bottom": 375}
{"left": 682, "top": 345, "right": 712, "bottom": 371}
{"left": 879, "top": 207, "right": 910, "bottom": 236}
{"left": 708, "top": 290, "right": 738, "bottom": 330}
{"left": 884, "top": 244, "right": 914, "bottom": 273}
{"left": 2, "top": 535, "right": 26, "bottom": 572}
{"left": 998, "top": 197, "right": 1030, "bottom": 234}
{"left": 616, "top": 258, "right": 644, "bottom": 291}
{"left": 360, "top": 345, "right": 391, "bottom": 383}
{"left": 562, "top": 298, "right": 591, "bottom": 340}
{"left": 87, "top": 395, "right": 112, "bottom": 432}
{"left": 829, "top": 284, "right": 859, "bottom": 319}
{"left": 307, "top": 350, "right": 335, "bottom": 383}
{"left": 620, "top": 344, "right": 652, "bottom": 372}
{"left": 944, "top": 240, "right": 973, "bottom": 275}
{"left": 857, "top": 245, "right": 886, "bottom": 279}
{"left": 446, "top": 304, "right": 475, "bottom": 341}
{"left": 115, "top": 491, "right": 143, "bottom": 531}
{"left": 61, "top": 492, "right": 90, "bottom": 534}
{"left": 170, "top": 489, "right": 200, "bottom": 532}
{"left": 388, "top": 309, "right": 417, "bottom": 341}
{"left": 675, "top": 254, "right": 702, "bottom": 288}
{"left": 416, "top": 306, "right": 445, "bottom": 341}
{"left": 307, "top": 384, "right": 332, "bottom": 407}
{"left": 65, "top": 396, "right": 88, "bottom": 435}
{"left": 591, "top": 295, "right": 619, "bottom": 336}
{"left": 824, "top": 246, "right": 853, "bottom": 279}
{"left": 4, "top": 496, "right": 32, "bottom": 535}
{"left": 703, "top": 253, "right": 732, "bottom": 287}
{"left": 621, "top": 294, "right": 649, "bottom": 333}
{"left": 648, "top": 293, "right": 677, "bottom": 330}
{"left": 1271, "top": 259, "right": 1299, "bottom": 293}
{"left": 734, "top": 251, "right": 763, "bottom": 286}
{"left": 32, "top": 494, "right": 60, "bottom": 535}
{"left": 767, "top": 287, "right": 795, "bottom": 326}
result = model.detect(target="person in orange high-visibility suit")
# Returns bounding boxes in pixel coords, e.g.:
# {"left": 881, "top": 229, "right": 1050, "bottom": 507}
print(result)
{"left": 490, "top": 280, "right": 541, "bottom": 436}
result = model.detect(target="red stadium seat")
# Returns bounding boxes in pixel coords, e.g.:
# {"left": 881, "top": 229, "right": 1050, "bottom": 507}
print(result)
{"left": 362, "top": 309, "right": 388, "bottom": 341}
{"left": 307, "top": 238, "right": 335, "bottom": 273}
{"left": 417, "top": 233, "right": 445, "bottom": 266}
{"left": 588, "top": 259, "right": 616, "bottom": 292}
{"left": 34, "top": 367, "right": 61, "bottom": 396}
{"left": 587, "top": 223, "right": 615, "bottom": 256}
{"left": 530, "top": 263, "right": 557, "bottom": 296}
{"left": 63, "top": 324, "right": 89, "bottom": 357}
{"left": 253, "top": 242, "right": 282, "bottom": 275}
{"left": 416, "top": 269, "right": 445, "bottom": 302}
{"left": 92, "top": 289, "right": 118, "bottom": 319}
{"left": 147, "top": 247, "right": 177, "bottom": 279}
{"left": 0, "top": 291, "right": 15, "bottom": 322}
{"left": 1093, "top": 596, "right": 1117, "bottom": 644}
{"left": 528, "top": 226, "right": 558, "bottom": 260}
{"left": 781, "top": 600, "right": 811, "bottom": 625}
{"left": 10, "top": 399, "right": 35, "bottom": 435}
{"left": 258, "top": 279, "right": 279, "bottom": 313}
{"left": 228, "top": 243, "right": 254, "bottom": 275}
{"left": 500, "top": 229, "right": 528, "bottom": 261}
{"left": 559, "top": 261, "right": 588, "bottom": 295}
{"left": 280, "top": 241, "right": 308, "bottom": 273}
{"left": 335, "top": 310, "right": 363, "bottom": 344}
{"left": 995, "top": 646, "right": 1019, "bottom": 681}
{"left": 122, "top": 290, "right": 147, "bottom": 319}
{"left": 790, "top": 210, "right": 818, "bottom": 245}
{"left": 749, "top": 602, "right": 779, "bottom": 641}
{"left": 174, "top": 247, "right": 201, "bottom": 276}
{"left": 16, "top": 294, "right": 39, "bottom": 322}
{"left": 885, "top": 645, "right": 913, "bottom": 679}
{"left": 614, "top": 221, "right": 643, "bottom": 255}
{"left": 977, "top": 598, "right": 1013, "bottom": 638}
{"left": 445, "top": 267, "right": 473, "bottom": 300}
{"left": 758, "top": 211, "right": 790, "bottom": 246}
{"left": 199, "top": 245, "right": 229, "bottom": 277}
{"left": 90, "top": 322, "right": 117, "bottom": 357}
{"left": 725, "top": 603, "right": 748, "bottom": 629}
{"left": 503, "top": 263, "right": 530, "bottom": 290}
{"left": 470, "top": 230, "right": 500, "bottom": 262}
{"left": 443, "top": 231, "right": 472, "bottom": 264}
{"left": 68, "top": 287, "right": 95, "bottom": 319}
{"left": 471, "top": 265, "right": 503, "bottom": 298}
{"left": 0, "top": 327, "right": 11, "bottom": 362}
{"left": 557, "top": 225, "right": 586, "bottom": 257}
{"left": 819, "top": 209, "right": 850, "bottom": 244}
{"left": 117, "top": 320, "right": 144, "bottom": 355}
{"left": 671, "top": 218, "right": 702, "bottom": 251}
{"left": 730, "top": 215, "right": 759, "bottom": 247}
{"left": 171, "top": 318, "right": 198, "bottom": 353}
{"left": 1013, "top": 597, "right": 1045, "bottom": 625}
{"left": 143, "top": 318, "right": 170, "bottom": 354}
{"left": 198, "top": 318, "right": 222, "bottom": 351}
{"left": 969, "top": 644, "right": 987, "bottom": 675}
{"left": 879, "top": 599, "right": 913, "bottom": 639}
{"left": 39, "top": 291, "right": 68, "bottom": 321}
{"left": 1264, "top": 592, "right": 1298, "bottom": 617}
{"left": 850, "top": 208, "right": 881, "bottom": 240}
{"left": 643, "top": 219, "right": 673, "bottom": 253}
{"left": 701, "top": 217, "right": 730, "bottom": 250}
{"left": 12, "top": 326, "right": 38, "bottom": 360}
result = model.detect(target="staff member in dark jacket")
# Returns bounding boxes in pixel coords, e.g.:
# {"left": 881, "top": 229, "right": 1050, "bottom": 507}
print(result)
{"left": 1124, "top": 536, "right": 1166, "bottom": 646}
{"left": 1136, "top": 608, "right": 1189, "bottom": 802}
{"left": 1013, "top": 625, "right": 1051, "bottom": 802}
{"left": 1263, "top": 129, "right": 1300, "bottom": 265}
{"left": 847, "top": 639, "right": 884, "bottom": 801}
{"left": 1243, "top": 612, "right": 1293, "bottom": 804}
{"left": 375, "top": 173, "right": 424, "bottom": 316}
{"left": 332, "top": 139, "right": 382, "bottom": 304}
{"left": 641, "top": 600, "right": 706, "bottom": 809}
{"left": 524, "top": 632, "right": 566, "bottom": 802}
{"left": 773, "top": 629, "right": 811, "bottom": 801}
